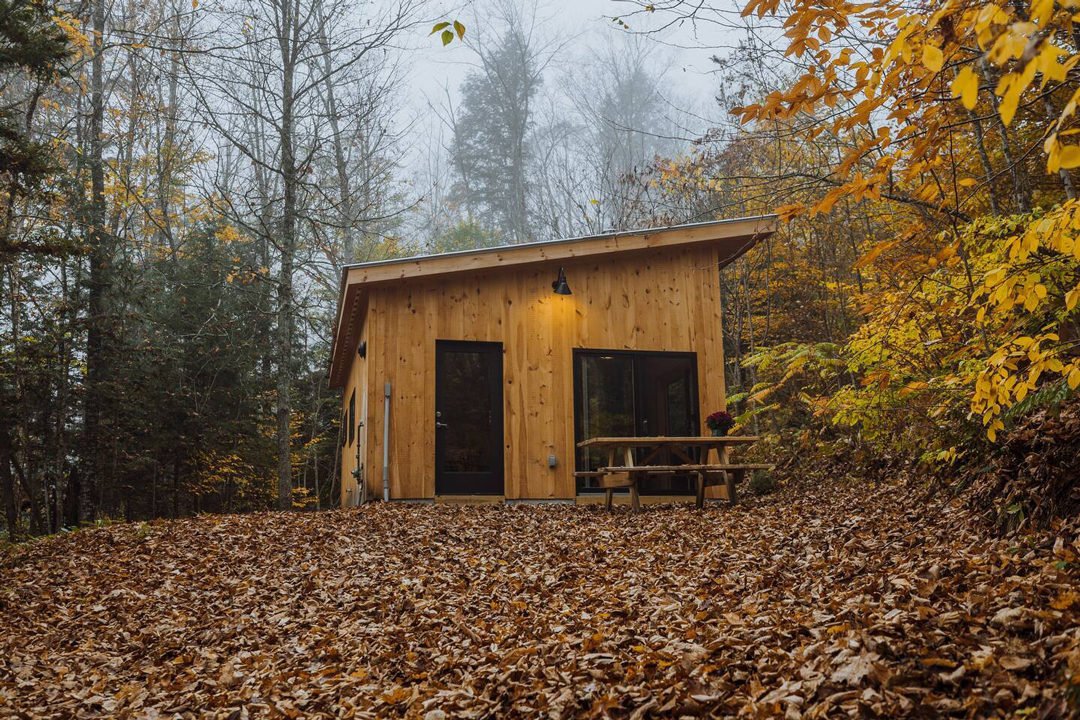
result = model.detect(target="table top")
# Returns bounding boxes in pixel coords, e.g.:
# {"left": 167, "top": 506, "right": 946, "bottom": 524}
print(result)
{"left": 576, "top": 436, "right": 758, "bottom": 448}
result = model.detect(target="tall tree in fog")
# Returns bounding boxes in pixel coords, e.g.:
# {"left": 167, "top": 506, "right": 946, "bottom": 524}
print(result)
{"left": 450, "top": 2, "right": 548, "bottom": 244}
{"left": 577, "top": 37, "right": 675, "bottom": 228}
{"left": 533, "top": 35, "right": 678, "bottom": 235}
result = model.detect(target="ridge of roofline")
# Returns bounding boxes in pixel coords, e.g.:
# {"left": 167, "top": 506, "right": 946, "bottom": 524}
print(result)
{"left": 338, "top": 215, "right": 778, "bottom": 274}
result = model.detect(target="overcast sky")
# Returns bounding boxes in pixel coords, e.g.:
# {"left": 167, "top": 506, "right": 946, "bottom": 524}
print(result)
{"left": 398, "top": 0, "right": 740, "bottom": 166}
{"left": 410, "top": 0, "right": 728, "bottom": 102}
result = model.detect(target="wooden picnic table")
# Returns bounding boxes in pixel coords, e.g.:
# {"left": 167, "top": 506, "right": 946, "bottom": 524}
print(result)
{"left": 575, "top": 436, "right": 769, "bottom": 511}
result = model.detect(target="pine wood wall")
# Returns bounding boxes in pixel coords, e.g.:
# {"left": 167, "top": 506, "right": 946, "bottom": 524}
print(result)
{"left": 345, "top": 243, "right": 728, "bottom": 501}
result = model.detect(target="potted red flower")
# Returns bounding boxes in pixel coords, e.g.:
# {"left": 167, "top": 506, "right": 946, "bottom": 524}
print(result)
{"left": 705, "top": 410, "right": 735, "bottom": 437}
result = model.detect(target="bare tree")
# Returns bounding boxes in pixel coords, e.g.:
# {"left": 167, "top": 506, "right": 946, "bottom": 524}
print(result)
{"left": 183, "top": 0, "right": 422, "bottom": 509}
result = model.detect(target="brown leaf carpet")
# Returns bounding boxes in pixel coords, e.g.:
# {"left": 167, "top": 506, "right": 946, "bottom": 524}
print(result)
{"left": 3, "top": 482, "right": 1079, "bottom": 718}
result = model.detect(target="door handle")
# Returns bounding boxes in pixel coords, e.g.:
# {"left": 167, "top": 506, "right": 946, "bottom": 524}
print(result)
{"left": 436, "top": 421, "right": 448, "bottom": 429}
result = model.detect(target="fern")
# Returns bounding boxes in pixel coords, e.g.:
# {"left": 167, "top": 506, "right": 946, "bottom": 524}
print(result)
{"left": 1000, "top": 377, "right": 1074, "bottom": 424}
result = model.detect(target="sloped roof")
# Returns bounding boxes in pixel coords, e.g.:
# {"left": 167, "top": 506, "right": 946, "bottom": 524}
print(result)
{"left": 328, "top": 215, "right": 777, "bottom": 387}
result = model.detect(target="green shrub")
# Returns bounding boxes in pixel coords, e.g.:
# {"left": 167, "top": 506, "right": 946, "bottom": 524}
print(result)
{"left": 749, "top": 470, "right": 777, "bottom": 496}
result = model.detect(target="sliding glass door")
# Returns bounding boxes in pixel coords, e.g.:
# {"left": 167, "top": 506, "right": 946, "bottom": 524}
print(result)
{"left": 573, "top": 350, "right": 699, "bottom": 494}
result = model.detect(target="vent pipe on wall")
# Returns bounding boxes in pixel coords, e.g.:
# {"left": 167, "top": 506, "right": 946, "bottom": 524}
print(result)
{"left": 382, "top": 381, "right": 391, "bottom": 502}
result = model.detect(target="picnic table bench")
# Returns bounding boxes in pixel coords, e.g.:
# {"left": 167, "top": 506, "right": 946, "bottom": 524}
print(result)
{"left": 575, "top": 436, "right": 772, "bottom": 510}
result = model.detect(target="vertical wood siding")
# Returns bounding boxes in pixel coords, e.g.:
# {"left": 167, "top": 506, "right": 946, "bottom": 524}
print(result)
{"left": 349, "top": 244, "right": 728, "bottom": 501}
{"left": 339, "top": 303, "right": 368, "bottom": 506}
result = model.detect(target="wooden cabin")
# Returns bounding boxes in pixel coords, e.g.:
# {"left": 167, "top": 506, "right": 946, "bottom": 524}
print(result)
{"left": 328, "top": 216, "right": 777, "bottom": 506}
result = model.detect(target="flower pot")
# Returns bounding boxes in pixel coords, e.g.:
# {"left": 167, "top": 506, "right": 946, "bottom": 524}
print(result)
{"left": 711, "top": 427, "right": 728, "bottom": 437}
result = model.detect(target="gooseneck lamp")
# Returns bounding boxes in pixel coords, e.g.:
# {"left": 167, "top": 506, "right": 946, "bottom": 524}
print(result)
{"left": 551, "top": 267, "right": 571, "bottom": 295}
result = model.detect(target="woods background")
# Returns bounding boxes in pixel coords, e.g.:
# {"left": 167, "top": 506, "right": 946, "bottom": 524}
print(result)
{"left": 3, "top": 0, "right": 1079, "bottom": 537}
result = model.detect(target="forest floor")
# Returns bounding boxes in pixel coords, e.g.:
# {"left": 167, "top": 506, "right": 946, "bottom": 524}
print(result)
{"left": 2, "top": 480, "right": 1080, "bottom": 719}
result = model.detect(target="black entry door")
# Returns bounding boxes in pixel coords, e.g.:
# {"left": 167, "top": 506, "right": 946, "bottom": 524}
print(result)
{"left": 435, "top": 340, "right": 504, "bottom": 495}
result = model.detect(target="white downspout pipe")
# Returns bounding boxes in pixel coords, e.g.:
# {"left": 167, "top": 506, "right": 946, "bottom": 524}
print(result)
{"left": 382, "top": 381, "right": 391, "bottom": 502}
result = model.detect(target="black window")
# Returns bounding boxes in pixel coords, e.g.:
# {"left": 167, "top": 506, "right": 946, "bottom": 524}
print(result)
{"left": 348, "top": 390, "right": 356, "bottom": 446}
{"left": 573, "top": 349, "right": 698, "bottom": 494}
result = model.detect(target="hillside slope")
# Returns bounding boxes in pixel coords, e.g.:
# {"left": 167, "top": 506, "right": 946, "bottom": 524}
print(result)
{"left": 2, "top": 483, "right": 1079, "bottom": 718}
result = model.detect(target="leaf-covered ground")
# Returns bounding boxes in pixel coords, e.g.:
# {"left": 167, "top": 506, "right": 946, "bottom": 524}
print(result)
{"left": 3, "top": 482, "right": 1080, "bottom": 719}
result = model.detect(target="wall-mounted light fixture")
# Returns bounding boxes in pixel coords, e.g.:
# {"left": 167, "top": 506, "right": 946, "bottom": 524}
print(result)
{"left": 551, "top": 267, "right": 572, "bottom": 295}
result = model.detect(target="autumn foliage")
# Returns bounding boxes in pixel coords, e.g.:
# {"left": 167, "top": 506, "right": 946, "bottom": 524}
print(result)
{"left": 601, "top": 0, "right": 1071, "bottom": 506}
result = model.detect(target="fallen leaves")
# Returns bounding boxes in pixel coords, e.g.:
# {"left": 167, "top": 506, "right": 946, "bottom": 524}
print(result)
{"left": 1, "top": 480, "right": 1079, "bottom": 718}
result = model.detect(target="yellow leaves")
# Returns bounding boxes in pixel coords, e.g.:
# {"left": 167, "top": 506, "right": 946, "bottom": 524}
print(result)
{"left": 994, "top": 60, "right": 1037, "bottom": 127}
{"left": 1030, "top": 0, "right": 1056, "bottom": 26}
{"left": 430, "top": 20, "right": 466, "bottom": 45}
{"left": 988, "top": 22, "right": 1034, "bottom": 65}
{"left": 927, "top": 0, "right": 957, "bottom": 31}
{"left": 51, "top": 13, "right": 92, "bottom": 56}
{"left": 899, "top": 381, "right": 928, "bottom": 397}
{"left": 215, "top": 225, "right": 244, "bottom": 245}
{"left": 813, "top": 186, "right": 847, "bottom": 216}
{"left": 951, "top": 65, "right": 979, "bottom": 109}
{"left": 1035, "top": 43, "right": 1070, "bottom": 89}
{"left": 1048, "top": 137, "right": 1080, "bottom": 173}
{"left": 854, "top": 239, "right": 899, "bottom": 268}
{"left": 985, "top": 267, "right": 1008, "bottom": 287}
{"left": 741, "top": 0, "right": 782, "bottom": 19}
{"left": 1050, "top": 590, "right": 1079, "bottom": 610}
{"left": 719, "top": 0, "right": 1080, "bottom": 452}
{"left": 975, "top": 3, "right": 1010, "bottom": 39}
{"left": 986, "top": 418, "right": 1004, "bottom": 442}
{"left": 922, "top": 44, "right": 944, "bottom": 73}
{"left": 775, "top": 203, "right": 806, "bottom": 221}
{"left": 1062, "top": 145, "right": 1080, "bottom": 170}
{"left": 1066, "top": 287, "right": 1080, "bottom": 311}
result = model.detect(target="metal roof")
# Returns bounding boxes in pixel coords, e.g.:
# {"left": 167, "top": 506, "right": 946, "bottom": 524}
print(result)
{"left": 339, "top": 215, "right": 778, "bottom": 274}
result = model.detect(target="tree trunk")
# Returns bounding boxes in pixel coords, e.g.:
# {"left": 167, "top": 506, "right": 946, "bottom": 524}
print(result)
{"left": 316, "top": 3, "right": 356, "bottom": 265}
{"left": 1, "top": 422, "right": 16, "bottom": 539}
{"left": 54, "top": 261, "right": 71, "bottom": 531}
{"left": 276, "top": 0, "right": 297, "bottom": 511}
{"left": 980, "top": 61, "right": 1029, "bottom": 211}
{"left": 172, "top": 457, "right": 180, "bottom": 518}
{"left": 83, "top": 0, "right": 108, "bottom": 524}
{"left": 967, "top": 109, "right": 1003, "bottom": 214}
{"left": 1045, "top": 96, "right": 1076, "bottom": 200}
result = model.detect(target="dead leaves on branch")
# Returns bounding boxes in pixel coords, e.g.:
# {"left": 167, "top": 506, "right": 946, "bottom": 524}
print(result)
{"left": 1, "top": 482, "right": 1079, "bottom": 718}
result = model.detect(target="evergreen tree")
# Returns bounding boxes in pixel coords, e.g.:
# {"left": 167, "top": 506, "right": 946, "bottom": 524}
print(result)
{"left": 0, "top": 0, "right": 71, "bottom": 253}
{"left": 451, "top": 24, "right": 542, "bottom": 244}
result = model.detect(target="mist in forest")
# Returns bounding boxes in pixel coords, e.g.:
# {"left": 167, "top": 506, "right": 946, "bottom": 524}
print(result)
{"left": 0, "top": 0, "right": 749, "bottom": 529}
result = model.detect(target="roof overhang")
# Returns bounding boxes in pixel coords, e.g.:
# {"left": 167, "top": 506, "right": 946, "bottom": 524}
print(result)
{"left": 327, "top": 215, "right": 777, "bottom": 388}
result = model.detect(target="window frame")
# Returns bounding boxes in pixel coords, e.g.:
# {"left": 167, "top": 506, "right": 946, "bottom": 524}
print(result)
{"left": 572, "top": 348, "right": 700, "bottom": 495}
{"left": 348, "top": 390, "right": 356, "bottom": 446}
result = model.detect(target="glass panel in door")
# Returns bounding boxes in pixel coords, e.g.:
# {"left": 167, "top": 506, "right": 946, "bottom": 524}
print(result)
{"left": 435, "top": 341, "right": 504, "bottom": 494}
{"left": 577, "top": 354, "right": 636, "bottom": 479}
